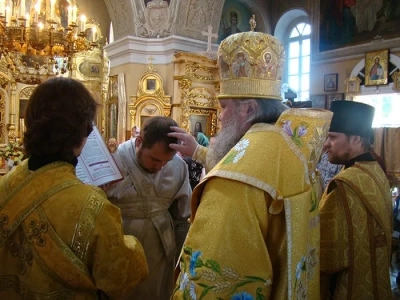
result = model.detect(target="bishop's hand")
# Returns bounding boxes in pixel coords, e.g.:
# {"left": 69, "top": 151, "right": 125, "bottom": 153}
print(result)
{"left": 168, "top": 126, "right": 198, "bottom": 157}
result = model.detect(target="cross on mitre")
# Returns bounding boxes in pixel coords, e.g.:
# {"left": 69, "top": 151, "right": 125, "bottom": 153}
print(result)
{"left": 202, "top": 25, "right": 218, "bottom": 54}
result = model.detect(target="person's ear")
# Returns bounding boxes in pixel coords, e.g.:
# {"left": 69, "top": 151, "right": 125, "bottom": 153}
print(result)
{"left": 350, "top": 135, "right": 362, "bottom": 145}
{"left": 245, "top": 100, "right": 257, "bottom": 117}
{"left": 135, "top": 136, "right": 142, "bottom": 148}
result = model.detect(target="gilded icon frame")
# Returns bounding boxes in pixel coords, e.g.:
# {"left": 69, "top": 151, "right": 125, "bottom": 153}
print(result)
{"left": 392, "top": 71, "right": 400, "bottom": 91}
{"left": 345, "top": 77, "right": 362, "bottom": 94}
{"left": 365, "top": 49, "right": 389, "bottom": 86}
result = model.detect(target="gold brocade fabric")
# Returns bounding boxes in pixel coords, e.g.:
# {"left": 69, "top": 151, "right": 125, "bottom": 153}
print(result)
{"left": 173, "top": 108, "right": 332, "bottom": 300}
{"left": 319, "top": 162, "right": 392, "bottom": 299}
{"left": 0, "top": 160, "right": 148, "bottom": 299}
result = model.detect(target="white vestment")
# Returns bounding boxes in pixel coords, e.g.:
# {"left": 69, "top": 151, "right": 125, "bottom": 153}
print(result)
{"left": 107, "top": 139, "right": 191, "bottom": 300}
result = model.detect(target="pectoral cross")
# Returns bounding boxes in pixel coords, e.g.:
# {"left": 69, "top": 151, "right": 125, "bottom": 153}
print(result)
{"left": 201, "top": 25, "right": 218, "bottom": 54}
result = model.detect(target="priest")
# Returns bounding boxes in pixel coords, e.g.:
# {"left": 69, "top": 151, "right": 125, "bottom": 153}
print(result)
{"left": 319, "top": 100, "right": 392, "bottom": 299}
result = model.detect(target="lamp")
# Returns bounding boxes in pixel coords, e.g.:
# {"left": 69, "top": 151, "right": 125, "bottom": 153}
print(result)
{"left": 0, "top": 0, "right": 98, "bottom": 84}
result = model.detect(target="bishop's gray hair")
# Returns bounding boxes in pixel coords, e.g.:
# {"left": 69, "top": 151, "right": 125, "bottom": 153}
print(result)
{"left": 237, "top": 98, "right": 288, "bottom": 127}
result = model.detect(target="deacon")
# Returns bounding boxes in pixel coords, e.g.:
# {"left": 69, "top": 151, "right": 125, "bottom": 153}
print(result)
{"left": 319, "top": 100, "right": 392, "bottom": 299}
{"left": 106, "top": 116, "right": 191, "bottom": 300}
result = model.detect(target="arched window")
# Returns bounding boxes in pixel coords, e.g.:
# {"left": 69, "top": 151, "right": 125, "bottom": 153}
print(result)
{"left": 286, "top": 22, "right": 311, "bottom": 101}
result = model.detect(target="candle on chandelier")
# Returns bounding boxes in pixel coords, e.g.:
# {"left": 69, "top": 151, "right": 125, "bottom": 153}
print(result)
{"left": 50, "top": 0, "right": 56, "bottom": 20}
{"left": 72, "top": 5, "right": 77, "bottom": 23}
{"left": 80, "top": 14, "right": 86, "bottom": 32}
{"left": 20, "top": 0, "right": 25, "bottom": 18}
{"left": 0, "top": 0, "right": 5, "bottom": 17}
{"left": 34, "top": 1, "right": 40, "bottom": 23}
{"left": 92, "top": 26, "right": 96, "bottom": 42}
{"left": 5, "top": 5, "right": 11, "bottom": 24}
{"left": 67, "top": 6, "right": 72, "bottom": 25}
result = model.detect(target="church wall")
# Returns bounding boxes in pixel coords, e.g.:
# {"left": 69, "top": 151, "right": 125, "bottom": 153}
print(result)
{"left": 109, "top": 62, "right": 177, "bottom": 126}
{"left": 110, "top": 63, "right": 175, "bottom": 100}
{"left": 270, "top": 0, "right": 311, "bottom": 32}
{"left": 311, "top": 49, "right": 400, "bottom": 96}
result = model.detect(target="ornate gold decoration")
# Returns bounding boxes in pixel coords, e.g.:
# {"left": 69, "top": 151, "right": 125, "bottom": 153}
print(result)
{"left": 129, "top": 59, "right": 171, "bottom": 127}
{"left": 0, "top": 89, "right": 5, "bottom": 144}
{"left": 391, "top": 70, "right": 400, "bottom": 91}
{"left": 217, "top": 31, "right": 285, "bottom": 100}
{"left": 0, "top": 0, "right": 100, "bottom": 85}
{"left": 174, "top": 52, "right": 217, "bottom": 64}
{"left": 174, "top": 51, "right": 220, "bottom": 136}
{"left": 180, "top": 87, "right": 218, "bottom": 136}
{"left": 184, "top": 63, "right": 215, "bottom": 81}
{"left": 178, "top": 78, "right": 192, "bottom": 90}
{"left": 249, "top": 15, "right": 256, "bottom": 31}
{"left": 187, "top": 87, "right": 217, "bottom": 108}
{"left": 19, "top": 86, "right": 35, "bottom": 99}
{"left": 214, "top": 82, "right": 220, "bottom": 93}
{"left": 345, "top": 77, "right": 362, "bottom": 94}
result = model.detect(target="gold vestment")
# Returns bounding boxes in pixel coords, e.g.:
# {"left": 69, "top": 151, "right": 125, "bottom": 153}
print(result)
{"left": 173, "top": 108, "right": 332, "bottom": 299}
{"left": 0, "top": 160, "right": 148, "bottom": 299}
{"left": 320, "top": 162, "right": 392, "bottom": 299}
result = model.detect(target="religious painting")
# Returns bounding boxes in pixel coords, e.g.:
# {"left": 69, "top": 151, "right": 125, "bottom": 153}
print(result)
{"left": 365, "top": 49, "right": 389, "bottom": 86}
{"left": 56, "top": 0, "right": 70, "bottom": 29}
{"left": 319, "top": 1, "right": 400, "bottom": 53}
{"left": 189, "top": 114, "right": 209, "bottom": 137}
{"left": 146, "top": 79, "right": 156, "bottom": 91}
{"left": 326, "top": 93, "right": 344, "bottom": 110}
{"left": 310, "top": 94, "right": 326, "bottom": 109}
{"left": 89, "top": 63, "right": 101, "bottom": 76}
{"left": 324, "top": 73, "right": 338, "bottom": 92}
{"left": 345, "top": 77, "right": 362, "bottom": 94}
{"left": 232, "top": 52, "right": 251, "bottom": 78}
{"left": 21, "top": 55, "right": 46, "bottom": 68}
{"left": 218, "top": 0, "right": 252, "bottom": 42}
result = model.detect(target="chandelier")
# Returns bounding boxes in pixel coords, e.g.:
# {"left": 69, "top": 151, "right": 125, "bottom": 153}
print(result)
{"left": 0, "top": 0, "right": 98, "bottom": 84}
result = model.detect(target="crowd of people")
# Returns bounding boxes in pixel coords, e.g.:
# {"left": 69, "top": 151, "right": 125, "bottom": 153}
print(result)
{"left": 0, "top": 28, "right": 393, "bottom": 300}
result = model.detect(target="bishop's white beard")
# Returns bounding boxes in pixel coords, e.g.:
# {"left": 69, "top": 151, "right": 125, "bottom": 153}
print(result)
{"left": 209, "top": 112, "right": 245, "bottom": 167}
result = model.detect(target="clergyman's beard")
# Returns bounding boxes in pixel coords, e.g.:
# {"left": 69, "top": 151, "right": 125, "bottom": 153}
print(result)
{"left": 328, "top": 148, "right": 351, "bottom": 165}
{"left": 210, "top": 114, "right": 244, "bottom": 167}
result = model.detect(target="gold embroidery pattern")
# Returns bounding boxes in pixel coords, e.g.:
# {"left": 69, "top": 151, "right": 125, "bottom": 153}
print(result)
{"left": 26, "top": 219, "right": 48, "bottom": 247}
{"left": 29, "top": 208, "right": 92, "bottom": 287}
{"left": 0, "top": 213, "right": 9, "bottom": 239}
{"left": 0, "top": 275, "right": 73, "bottom": 299}
{"left": 0, "top": 167, "right": 81, "bottom": 247}
{"left": 71, "top": 192, "right": 105, "bottom": 262}
{"left": 107, "top": 232, "right": 120, "bottom": 249}
{"left": 7, "top": 229, "right": 33, "bottom": 275}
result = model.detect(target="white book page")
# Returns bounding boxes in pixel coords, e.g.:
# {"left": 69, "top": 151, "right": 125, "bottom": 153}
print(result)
{"left": 76, "top": 126, "right": 122, "bottom": 186}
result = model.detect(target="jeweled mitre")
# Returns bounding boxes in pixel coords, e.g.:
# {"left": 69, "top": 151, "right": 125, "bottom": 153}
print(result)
{"left": 217, "top": 31, "right": 285, "bottom": 100}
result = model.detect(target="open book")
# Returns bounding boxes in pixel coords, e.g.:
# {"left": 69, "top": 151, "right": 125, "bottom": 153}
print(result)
{"left": 76, "top": 126, "right": 123, "bottom": 186}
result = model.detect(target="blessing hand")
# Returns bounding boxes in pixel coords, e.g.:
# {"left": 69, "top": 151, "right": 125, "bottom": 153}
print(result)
{"left": 168, "top": 126, "right": 198, "bottom": 157}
